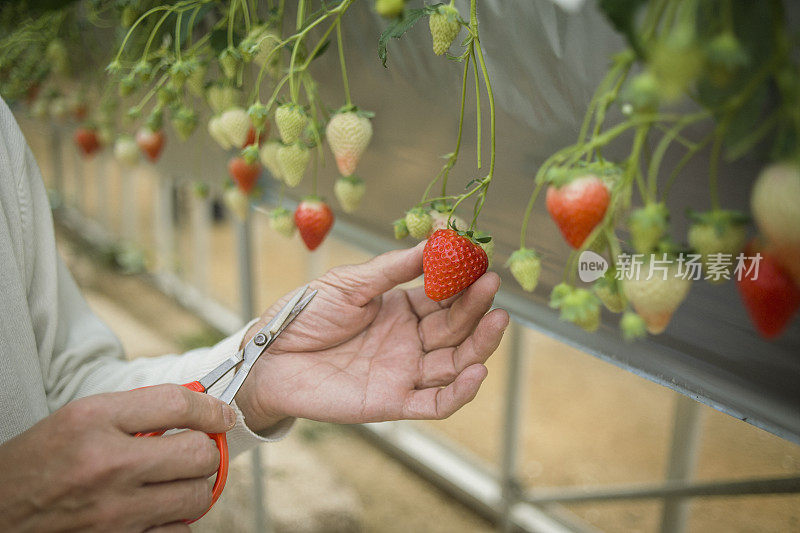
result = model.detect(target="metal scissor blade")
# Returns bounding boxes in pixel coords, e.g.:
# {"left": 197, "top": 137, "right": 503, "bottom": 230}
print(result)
{"left": 216, "top": 286, "right": 316, "bottom": 405}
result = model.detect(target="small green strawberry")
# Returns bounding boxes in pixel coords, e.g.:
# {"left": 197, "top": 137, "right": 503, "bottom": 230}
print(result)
{"left": 405, "top": 207, "right": 433, "bottom": 239}
{"left": 277, "top": 143, "right": 310, "bottom": 187}
{"left": 219, "top": 47, "right": 241, "bottom": 78}
{"left": 628, "top": 202, "right": 669, "bottom": 253}
{"left": 394, "top": 218, "right": 409, "bottom": 240}
{"left": 429, "top": 1, "right": 461, "bottom": 56}
{"left": 223, "top": 187, "right": 249, "bottom": 221}
{"left": 551, "top": 286, "right": 602, "bottom": 332}
{"left": 259, "top": 140, "right": 284, "bottom": 181}
{"left": 171, "top": 107, "right": 198, "bottom": 140}
{"left": 624, "top": 71, "right": 660, "bottom": 113}
{"left": 375, "top": 0, "right": 405, "bottom": 18}
{"left": 269, "top": 207, "right": 296, "bottom": 237}
{"left": 186, "top": 61, "right": 207, "bottom": 97}
{"left": 275, "top": 103, "right": 308, "bottom": 144}
{"left": 248, "top": 102, "right": 269, "bottom": 130}
{"left": 334, "top": 175, "right": 366, "bottom": 213}
{"left": 207, "top": 84, "right": 239, "bottom": 114}
{"left": 594, "top": 271, "right": 625, "bottom": 313}
{"left": 506, "top": 248, "right": 541, "bottom": 292}
{"left": 549, "top": 282, "right": 572, "bottom": 309}
{"left": 620, "top": 311, "right": 647, "bottom": 341}
{"left": 687, "top": 209, "right": 748, "bottom": 283}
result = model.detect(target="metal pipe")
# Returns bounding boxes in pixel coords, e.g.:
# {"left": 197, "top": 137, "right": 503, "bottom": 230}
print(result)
{"left": 524, "top": 476, "right": 800, "bottom": 504}
{"left": 660, "top": 395, "right": 703, "bottom": 533}
{"left": 236, "top": 210, "right": 270, "bottom": 533}
{"left": 500, "top": 322, "right": 526, "bottom": 533}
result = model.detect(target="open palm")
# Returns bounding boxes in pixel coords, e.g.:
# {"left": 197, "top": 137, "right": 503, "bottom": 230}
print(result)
{"left": 237, "top": 244, "right": 509, "bottom": 430}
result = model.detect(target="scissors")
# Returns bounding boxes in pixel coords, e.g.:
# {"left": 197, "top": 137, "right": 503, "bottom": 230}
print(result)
{"left": 135, "top": 285, "right": 316, "bottom": 523}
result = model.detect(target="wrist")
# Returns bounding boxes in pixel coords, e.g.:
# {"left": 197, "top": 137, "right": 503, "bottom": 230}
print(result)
{"left": 236, "top": 372, "right": 288, "bottom": 433}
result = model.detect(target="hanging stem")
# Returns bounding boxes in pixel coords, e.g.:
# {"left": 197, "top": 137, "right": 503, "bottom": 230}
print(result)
{"left": 335, "top": 20, "right": 351, "bottom": 106}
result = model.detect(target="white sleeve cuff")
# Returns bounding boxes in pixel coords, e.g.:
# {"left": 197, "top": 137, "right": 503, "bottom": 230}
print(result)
{"left": 195, "top": 319, "right": 296, "bottom": 458}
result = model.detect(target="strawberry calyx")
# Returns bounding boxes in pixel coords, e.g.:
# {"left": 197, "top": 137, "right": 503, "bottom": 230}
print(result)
{"left": 333, "top": 104, "right": 375, "bottom": 118}
{"left": 686, "top": 209, "right": 750, "bottom": 234}
{"left": 550, "top": 284, "right": 602, "bottom": 332}
{"left": 449, "top": 222, "right": 491, "bottom": 246}
{"left": 241, "top": 145, "right": 260, "bottom": 165}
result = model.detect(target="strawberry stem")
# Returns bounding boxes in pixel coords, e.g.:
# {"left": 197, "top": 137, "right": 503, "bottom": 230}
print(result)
{"left": 335, "top": 20, "right": 351, "bottom": 107}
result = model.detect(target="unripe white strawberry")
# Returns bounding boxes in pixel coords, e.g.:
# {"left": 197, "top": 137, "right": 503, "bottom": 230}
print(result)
{"left": 206, "top": 85, "right": 239, "bottom": 114}
{"left": 259, "top": 140, "right": 284, "bottom": 181}
{"left": 622, "top": 255, "right": 692, "bottom": 334}
{"left": 405, "top": 208, "right": 433, "bottom": 239}
{"left": 208, "top": 115, "right": 231, "bottom": 149}
{"left": 687, "top": 210, "right": 748, "bottom": 283}
{"left": 275, "top": 104, "right": 307, "bottom": 144}
{"left": 429, "top": 2, "right": 461, "bottom": 56}
{"left": 218, "top": 107, "right": 251, "bottom": 148}
{"left": 223, "top": 187, "right": 249, "bottom": 221}
{"left": 113, "top": 136, "right": 140, "bottom": 167}
{"left": 751, "top": 162, "right": 800, "bottom": 286}
{"left": 326, "top": 110, "right": 373, "bottom": 176}
{"left": 334, "top": 175, "right": 366, "bottom": 213}
{"left": 277, "top": 143, "right": 310, "bottom": 187}
{"left": 507, "top": 248, "right": 541, "bottom": 292}
{"left": 269, "top": 207, "right": 295, "bottom": 237}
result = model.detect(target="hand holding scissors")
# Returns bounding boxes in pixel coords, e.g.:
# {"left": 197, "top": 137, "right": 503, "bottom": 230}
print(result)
{"left": 135, "top": 285, "right": 316, "bottom": 523}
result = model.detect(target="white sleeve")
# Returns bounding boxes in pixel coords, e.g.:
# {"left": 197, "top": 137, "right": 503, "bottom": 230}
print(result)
{"left": 6, "top": 99, "right": 293, "bottom": 458}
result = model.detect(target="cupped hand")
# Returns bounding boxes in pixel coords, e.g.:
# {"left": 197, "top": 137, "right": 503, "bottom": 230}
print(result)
{"left": 237, "top": 243, "right": 509, "bottom": 431}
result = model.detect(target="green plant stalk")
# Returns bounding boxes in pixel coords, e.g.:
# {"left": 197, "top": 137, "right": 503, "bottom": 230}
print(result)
{"left": 471, "top": 44, "right": 481, "bottom": 169}
{"left": 663, "top": 133, "right": 713, "bottom": 199}
{"left": 647, "top": 111, "right": 710, "bottom": 197}
{"left": 227, "top": 0, "right": 237, "bottom": 48}
{"left": 335, "top": 20, "right": 351, "bottom": 106}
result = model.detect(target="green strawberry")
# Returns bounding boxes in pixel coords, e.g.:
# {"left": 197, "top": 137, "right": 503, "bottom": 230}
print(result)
{"left": 620, "top": 311, "right": 647, "bottom": 341}
{"left": 687, "top": 210, "right": 748, "bottom": 283}
{"left": 624, "top": 71, "right": 660, "bottom": 113}
{"left": 248, "top": 102, "right": 269, "bottom": 130}
{"left": 171, "top": 107, "right": 198, "bottom": 140}
{"left": 375, "top": 0, "right": 405, "bottom": 18}
{"left": 506, "top": 248, "right": 541, "bottom": 292}
{"left": 186, "top": 60, "right": 207, "bottom": 96}
{"left": 405, "top": 207, "right": 433, "bottom": 239}
{"left": 334, "top": 175, "right": 366, "bottom": 213}
{"left": 276, "top": 143, "right": 310, "bottom": 187}
{"left": 219, "top": 47, "right": 241, "bottom": 79}
{"left": 551, "top": 286, "right": 601, "bottom": 332}
{"left": 429, "top": 2, "right": 461, "bottom": 56}
{"left": 275, "top": 103, "right": 308, "bottom": 144}
{"left": 394, "top": 218, "right": 409, "bottom": 239}
{"left": 593, "top": 271, "right": 625, "bottom": 313}
{"left": 269, "top": 207, "right": 296, "bottom": 237}
{"left": 628, "top": 202, "right": 669, "bottom": 253}
{"left": 207, "top": 85, "right": 239, "bottom": 114}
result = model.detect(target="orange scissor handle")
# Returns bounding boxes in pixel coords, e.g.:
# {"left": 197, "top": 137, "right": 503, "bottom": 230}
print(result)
{"left": 134, "top": 381, "right": 230, "bottom": 524}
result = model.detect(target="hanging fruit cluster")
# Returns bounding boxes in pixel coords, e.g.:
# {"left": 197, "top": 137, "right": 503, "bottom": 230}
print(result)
{"left": 2, "top": 0, "right": 798, "bottom": 339}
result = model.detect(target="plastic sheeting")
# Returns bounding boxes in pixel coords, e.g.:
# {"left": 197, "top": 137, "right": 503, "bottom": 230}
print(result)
{"left": 162, "top": 0, "right": 800, "bottom": 442}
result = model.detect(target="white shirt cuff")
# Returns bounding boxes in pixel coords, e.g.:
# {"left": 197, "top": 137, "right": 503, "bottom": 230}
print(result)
{"left": 194, "top": 319, "right": 296, "bottom": 458}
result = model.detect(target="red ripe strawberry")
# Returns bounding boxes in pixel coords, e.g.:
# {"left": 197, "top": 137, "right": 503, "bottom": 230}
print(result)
{"left": 294, "top": 199, "right": 334, "bottom": 251}
{"left": 736, "top": 245, "right": 800, "bottom": 339}
{"left": 135, "top": 128, "right": 165, "bottom": 162}
{"left": 74, "top": 127, "right": 101, "bottom": 157}
{"left": 546, "top": 174, "right": 610, "bottom": 249}
{"left": 227, "top": 157, "right": 260, "bottom": 194}
{"left": 423, "top": 229, "right": 488, "bottom": 301}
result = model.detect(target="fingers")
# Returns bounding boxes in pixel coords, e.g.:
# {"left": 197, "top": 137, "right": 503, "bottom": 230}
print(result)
{"left": 112, "top": 384, "right": 236, "bottom": 435}
{"left": 402, "top": 364, "right": 489, "bottom": 420}
{"left": 135, "top": 430, "right": 222, "bottom": 483}
{"left": 326, "top": 242, "right": 424, "bottom": 306}
{"left": 417, "top": 308, "right": 509, "bottom": 388}
{"left": 416, "top": 272, "right": 501, "bottom": 351}
{"left": 138, "top": 478, "right": 214, "bottom": 526}
{"left": 147, "top": 523, "right": 191, "bottom": 532}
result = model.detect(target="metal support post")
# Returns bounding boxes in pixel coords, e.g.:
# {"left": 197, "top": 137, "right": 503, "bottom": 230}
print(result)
{"left": 660, "top": 394, "right": 703, "bottom": 533}
{"left": 500, "top": 322, "right": 526, "bottom": 533}
{"left": 236, "top": 210, "right": 270, "bottom": 533}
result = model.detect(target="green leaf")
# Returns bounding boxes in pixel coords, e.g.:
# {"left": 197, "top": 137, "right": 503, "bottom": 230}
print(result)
{"left": 309, "top": 39, "right": 331, "bottom": 62}
{"left": 598, "top": 0, "right": 647, "bottom": 57}
{"left": 378, "top": 5, "right": 441, "bottom": 68}
{"left": 476, "top": 236, "right": 492, "bottom": 243}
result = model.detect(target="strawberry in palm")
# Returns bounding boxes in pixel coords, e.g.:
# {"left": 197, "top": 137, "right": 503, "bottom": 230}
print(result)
{"left": 545, "top": 174, "right": 610, "bottom": 249}
{"left": 295, "top": 198, "right": 334, "bottom": 251}
{"left": 423, "top": 229, "right": 489, "bottom": 301}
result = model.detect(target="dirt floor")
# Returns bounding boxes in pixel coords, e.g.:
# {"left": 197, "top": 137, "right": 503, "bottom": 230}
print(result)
{"left": 23, "top": 115, "right": 800, "bottom": 532}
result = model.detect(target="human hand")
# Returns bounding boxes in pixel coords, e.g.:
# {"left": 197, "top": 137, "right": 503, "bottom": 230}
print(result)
{"left": 236, "top": 243, "right": 509, "bottom": 431}
{"left": 0, "top": 385, "right": 236, "bottom": 532}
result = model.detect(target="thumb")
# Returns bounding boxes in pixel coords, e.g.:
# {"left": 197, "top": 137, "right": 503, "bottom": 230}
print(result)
{"left": 342, "top": 242, "right": 425, "bottom": 305}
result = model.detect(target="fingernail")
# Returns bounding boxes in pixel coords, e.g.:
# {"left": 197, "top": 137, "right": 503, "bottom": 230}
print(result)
{"left": 223, "top": 405, "right": 236, "bottom": 428}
